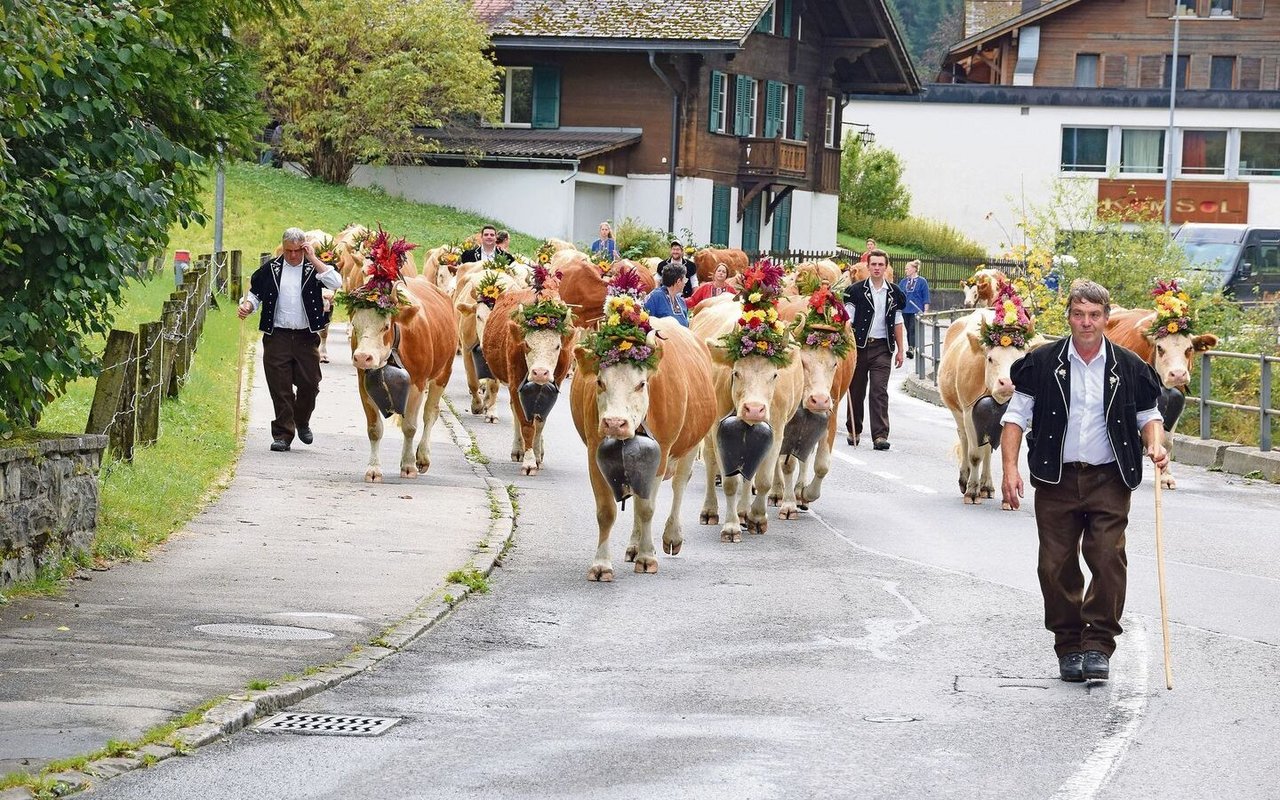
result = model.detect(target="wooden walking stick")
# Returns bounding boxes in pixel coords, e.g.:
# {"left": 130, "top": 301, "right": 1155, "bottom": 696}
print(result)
{"left": 234, "top": 313, "right": 247, "bottom": 439}
{"left": 1153, "top": 455, "right": 1174, "bottom": 690}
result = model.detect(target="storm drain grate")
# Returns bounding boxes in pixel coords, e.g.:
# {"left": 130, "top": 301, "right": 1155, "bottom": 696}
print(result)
{"left": 255, "top": 712, "right": 402, "bottom": 737}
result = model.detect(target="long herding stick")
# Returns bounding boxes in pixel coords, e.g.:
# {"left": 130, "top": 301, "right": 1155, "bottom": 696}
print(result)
{"left": 1153, "top": 454, "right": 1174, "bottom": 690}
{"left": 234, "top": 314, "right": 247, "bottom": 439}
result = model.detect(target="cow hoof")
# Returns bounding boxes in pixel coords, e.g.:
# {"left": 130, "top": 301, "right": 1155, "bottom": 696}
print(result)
{"left": 981, "top": 487, "right": 995, "bottom": 498}
{"left": 587, "top": 565, "right": 614, "bottom": 582}
{"left": 624, "top": 546, "right": 637, "bottom": 563}
{"left": 1162, "top": 477, "right": 1177, "bottom": 490}
{"left": 486, "top": 415, "right": 498, "bottom": 424}
{"left": 401, "top": 467, "right": 419, "bottom": 478}
{"left": 778, "top": 507, "right": 799, "bottom": 520}
{"left": 1001, "top": 502, "right": 1014, "bottom": 511}
{"left": 634, "top": 557, "right": 658, "bottom": 574}
{"left": 957, "top": 479, "right": 967, "bottom": 493}
{"left": 664, "top": 540, "right": 682, "bottom": 556}
{"left": 700, "top": 511, "right": 719, "bottom": 525}
{"left": 963, "top": 494, "right": 980, "bottom": 505}
{"left": 721, "top": 529, "right": 742, "bottom": 543}
{"left": 747, "top": 519, "right": 768, "bottom": 534}
{"left": 365, "top": 469, "right": 383, "bottom": 483}
{"left": 767, "top": 494, "right": 781, "bottom": 507}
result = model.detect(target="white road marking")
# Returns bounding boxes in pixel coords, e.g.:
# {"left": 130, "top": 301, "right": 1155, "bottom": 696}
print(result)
{"left": 832, "top": 451, "right": 865, "bottom": 466}
{"left": 872, "top": 470, "right": 900, "bottom": 480}
{"left": 907, "top": 484, "right": 938, "bottom": 494}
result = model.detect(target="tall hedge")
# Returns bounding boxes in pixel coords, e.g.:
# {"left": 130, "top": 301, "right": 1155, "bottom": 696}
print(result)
{"left": 0, "top": 0, "right": 289, "bottom": 434}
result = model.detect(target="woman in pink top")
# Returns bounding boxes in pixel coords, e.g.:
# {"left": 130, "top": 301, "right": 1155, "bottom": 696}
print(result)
{"left": 688, "top": 262, "right": 730, "bottom": 311}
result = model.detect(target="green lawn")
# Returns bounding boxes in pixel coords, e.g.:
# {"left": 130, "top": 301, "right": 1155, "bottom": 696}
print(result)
{"left": 25, "top": 163, "right": 542, "bottom": 574}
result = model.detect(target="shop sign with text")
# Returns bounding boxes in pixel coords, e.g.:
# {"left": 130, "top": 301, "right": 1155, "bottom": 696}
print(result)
{"left": 1096, "top": 180, "right": 1248, "bottom": 224}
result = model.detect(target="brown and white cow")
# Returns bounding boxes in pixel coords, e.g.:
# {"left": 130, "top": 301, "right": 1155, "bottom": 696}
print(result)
{"left": 692, "top": 299, "right": 805, "bottom": 541}
{"left": 783, "top": 261, "right": 845, "bottom": 296}
{"left": 938, "top": 309, "right": 1043, "bottom": 506}
{"left": 768, "top": 295, "right": 857, "bottom": 511}
{"left": 559, "top": 259, "right": 656, "bottom": 331}
{"left": 962, "top": 268, "right": 1007, "bottom": 308}
{"left": 421, "top": 244, "right": 463, "bottom": 297}
{"left": 453, "top": 267, "right": 527, "bottom": 421}
{"left": 348, "top": 277, "right": 458, "bottom": 482}
{"left": 570, "top": 317, "right": 718, "bottom": 581}
{"left": 694, "top": 247, "right": 750, "bottom": 283}
{"left": 1106, "top": 307, "right": 1219, "bottom": 488}
{"left": 481, "top": 288, "right": 576, "bottom": 475}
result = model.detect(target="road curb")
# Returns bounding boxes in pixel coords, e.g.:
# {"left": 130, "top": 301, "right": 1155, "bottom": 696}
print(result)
{"left": 23, "top": 399, "right": 517, "bottom": 800}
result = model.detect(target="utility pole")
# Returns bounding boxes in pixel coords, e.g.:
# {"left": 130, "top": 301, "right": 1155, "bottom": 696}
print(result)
{"left": 1162, "top": 6, "right": 1182, "bottom": 229}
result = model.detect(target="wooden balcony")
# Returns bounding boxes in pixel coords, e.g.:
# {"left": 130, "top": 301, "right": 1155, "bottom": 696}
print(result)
{"left": 818, "top": 147, "right": 841, "bottom": 194}
{"left": 738, "top": 137, "right": 809, "bottom": 183}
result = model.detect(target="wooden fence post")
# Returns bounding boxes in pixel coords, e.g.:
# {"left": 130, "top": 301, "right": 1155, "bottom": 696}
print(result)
{"left": 167, "top": 290, "right": 191, "bottom": 396}
{"left": 229, "top": 250, "right": 243, "bottom": 300}
{"left": 136, "top": 321, "right": 165, "bottom": 446}
{"left": 86, "top": 329, "right": 139, "bottom": 461}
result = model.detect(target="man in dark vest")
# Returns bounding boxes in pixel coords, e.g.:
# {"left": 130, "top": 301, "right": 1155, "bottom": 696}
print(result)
{"left": 1000, "top": 279, "right": 1167, "bottom": 683}
{"left": 238, "top": 228, "right": 344, "bottom": 452}
{"left": 460, "top": 224, "right": 499, "bottom": 264}
{"left": 842, "top": 249, "right": 906, "bottom": 450}
{"left": 657, "top": 240, "right": 697, "bottom": 299}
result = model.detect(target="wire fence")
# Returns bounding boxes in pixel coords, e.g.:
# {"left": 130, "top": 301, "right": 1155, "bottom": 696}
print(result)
{"left": 85, "top": 250, "right": 247, "bottom": 461}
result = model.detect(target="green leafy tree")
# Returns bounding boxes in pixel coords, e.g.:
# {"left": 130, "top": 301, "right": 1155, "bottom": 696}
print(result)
{"left": 0, "top": 0, "right": 287, "bottom": 435}
{"left": 246, "top": 0, "right": 503, "bottom": 185}
{"left": 839, "top": 132, "right": 912, "bottom": 221}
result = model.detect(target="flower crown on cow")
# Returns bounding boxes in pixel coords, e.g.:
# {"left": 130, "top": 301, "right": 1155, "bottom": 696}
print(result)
{"left": 336, "top": 224, "right": 416, "bottom": 316}
{"left": 439, "top": 243, "right": 462, "bottom": 267}
{"left": 719, "top": 258, "right": 792, "bottom": 367}
{"left": 799, "top": 282, "right": 853, "bottom": 357}
{"left": 475, "top": 270, "right": 506, "bottom": 309}
{"left": 1145, "top": 278, "right": 1196, "bottom": 339}
{"left": 582, "top": 267, "right": 659, "bottom": 371}
{"left": 513, "top": 264, "right": 571, "bottom": 336}
{"left": 979, "top": 283, "right": 1034, "bottom": 349}
{"left": 314, "top": 235, "right": 340, "bottom": 269}
{"left": 535, "top": 241, "right": 558, "bottom": 266}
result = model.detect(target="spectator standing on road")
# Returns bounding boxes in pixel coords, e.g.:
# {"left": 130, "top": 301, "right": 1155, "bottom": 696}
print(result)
{"left": 238, "top": 228, "right": 343, "bottom": 452}
{"left": 590, "top": 222, "right": 618, "bottom": 262}
{"left": 644, "top": 262, "right": 690, "bottom": 327}
{"left": 688, "top": 262, "right": 731, "bottom": 312}
{"left": 1000, "top": 279, "right": 1167, "bottom": 684}
{"left": 858, "top": 237, "right": 877, "bottom": 264}
{"left": 842, "top": 250, "right": 905, "bottom": 450}
{"left": 461, "top": 225, "right": 499, "bottom": 264}
{"left": 657, "top": 240, "right": 697, "bottom": 299}
{"left": 898, "top": 259, "right": 930, "bottom": 358}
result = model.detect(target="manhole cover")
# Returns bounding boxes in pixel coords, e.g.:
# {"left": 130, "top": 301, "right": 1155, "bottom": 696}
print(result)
{"left": 255, "top": 712, "right": 402, "bottom": 737}
{"left": 194, "top": 623, "right": 334, "bottom": 641}
{"left": 862, "top": 714, "right": 921, "bottom": 724}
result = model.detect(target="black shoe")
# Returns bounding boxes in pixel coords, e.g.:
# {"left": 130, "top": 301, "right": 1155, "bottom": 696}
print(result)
{"left": 847, "top": 434, "right": 860, "bottom": 447}
{"left": 873, "top": 439, "right": 890, "bottom": 451}
{"left": 1082, "top": 650, "right": 1110, "bottom": 680}
{"left": 270, "top": 439, "right": 290, "bottom": 452}
{"left": 1059, "top": 652, "right": 1085, "bottom": 682}
{"left": 297, "top": 425, "right": 313, "bottom": 445}
{"left": 906, "top": 349, "right": 914, "bottom": 359}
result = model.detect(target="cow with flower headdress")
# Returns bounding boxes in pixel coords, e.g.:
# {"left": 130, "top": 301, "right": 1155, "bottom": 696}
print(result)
{"left": 337, "top": 225, "right": 457, "bottom": 482}
{"left": 692, "top": 258, "right": 805, "bottom": 541}
{"left": 452, "top": 263, "right": 529, "bottom": 422}
{"left": 1104, "top": 278, "right": 1218, "bottom": 489}
{"left": 939, "top": 283, "right": 1047, "bottom": 505}
{"left": 569, "top": 268, "right": 717, "bottom": 580}
{"left": 768, "top": 276, "right": 857, "bottom": 514}
{"left": 962, "top": 267, "right": 1008, "bottom": 308}
{"left": 481, "top": 265, "right": 576, "bottom": 475}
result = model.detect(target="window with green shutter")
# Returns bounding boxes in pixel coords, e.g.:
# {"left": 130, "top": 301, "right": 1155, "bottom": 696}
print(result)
{"left": 756, "top": 2, "right": 775, "bottom": 33}
{"left": 531, "top": 66, "right": 560, "bottom": 129}
{"left": 793, "top": 85, "right": 805, "bottom": 140}
{"left": 781, "top": 0, "right": 792, "bottom": 36}
{"left": 710, "top": 184, "right": 731, "bottom": 246}
{"left": 709, "top": 71, "right": 726, "bottom": 133}
{"left": 764, "top": 81, "right": 784, "bottom": 138}
{"left": 735, "top": 75, "right": 757, "bottom": 136}
{"left": 742, "top": 194, "right": 762, "bottom": 252}
{"left": 771, "top": 194, "right": 792, "bottom": 252}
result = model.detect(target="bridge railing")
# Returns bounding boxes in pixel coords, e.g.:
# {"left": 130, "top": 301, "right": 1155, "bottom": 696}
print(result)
{"left": 912, "top": 310, "right": 1279, "bottom": 452}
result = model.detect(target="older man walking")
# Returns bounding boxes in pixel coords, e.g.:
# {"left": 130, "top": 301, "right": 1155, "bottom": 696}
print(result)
{"left": 238, "top": 228, "right": 344, "bottom": 452}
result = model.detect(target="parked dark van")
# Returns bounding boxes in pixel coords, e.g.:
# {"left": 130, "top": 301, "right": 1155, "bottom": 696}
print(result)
{"left": 1174, "top": 223, "right": 1280, "bottom": 301}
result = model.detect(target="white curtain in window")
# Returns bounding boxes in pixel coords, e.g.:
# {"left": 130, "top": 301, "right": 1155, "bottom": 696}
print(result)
{"left": 1122, "top": 130, "right": 1163, "bottom": 173}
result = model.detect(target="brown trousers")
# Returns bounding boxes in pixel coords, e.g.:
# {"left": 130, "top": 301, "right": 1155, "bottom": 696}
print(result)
{"left": 1033, "top": 462, "right": 1132, "bottom": 657}
{"left": 847, "top": 339, "right": 892, "bottom": 441}
{"left": 262, "top": 328, "right": 322, "bottom": 443}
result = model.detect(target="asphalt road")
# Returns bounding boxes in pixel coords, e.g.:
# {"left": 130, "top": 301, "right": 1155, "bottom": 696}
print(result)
{"left": 86, "top": 360, "right": 1280, "bottom": 800}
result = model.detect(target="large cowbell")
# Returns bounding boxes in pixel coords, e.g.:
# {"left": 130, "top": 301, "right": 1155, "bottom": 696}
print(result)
{"left": 518, "top": 380, "right": 560, "bottom": 420}
{"left": 779, "top": 407, "right": 827, "bottom": 462}
{"left": 971, "top": 396, "right": 1009, "bottom": 449}
{"left": 470, "top": 343, "right": 494, "bottom": 380}
{"left": 716, "top": 414, "right": 774, "bottom": 480}
{"left": 1157, "top": 386, "right": 1186, "bottom": 432}
{"left": 595, "top": 432, "right": 662, "bottom": 503}
{"left": 365, "top": 362, "right": 411, "bottom": 419}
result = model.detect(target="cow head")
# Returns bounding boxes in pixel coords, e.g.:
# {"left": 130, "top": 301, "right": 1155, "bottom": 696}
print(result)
{"left": 795, "top": 341, "right": 840, "bottom": 414}
{"left": 575, "top": 331, "right": 662, "bottom": 440}
{"left": 349, "top": 300, "right": 420, "bottom": 371}
{"left": 1149, "top": 332, "right": 1218, "bottom": 389}
{"left": 965, "top": 325, "right": 1039, "bottom": 404}
{"left": 516, "top": 302, "right": 570, "bottom": 385}
{"left": 962, "top": 270, "right": 1006, "bottom": 309}
{"left": 707, "top": 344, "right": 795, "bottom": 424}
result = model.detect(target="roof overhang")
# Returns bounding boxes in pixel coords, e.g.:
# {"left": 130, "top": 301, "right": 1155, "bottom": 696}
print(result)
{"left": 490, "top": 36, "right": 743, "bottom": 52}
{"left": 948, "top": 0, "right": 1085, "bottom": 58}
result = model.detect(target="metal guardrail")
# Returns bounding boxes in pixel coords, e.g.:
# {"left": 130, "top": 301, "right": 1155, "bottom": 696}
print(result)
{"left": 913, "top": 309, "right": 1279, "bottom": 452}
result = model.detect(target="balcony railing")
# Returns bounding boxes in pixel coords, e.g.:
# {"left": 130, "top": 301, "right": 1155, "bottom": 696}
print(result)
{"left": 739, "top": 137, "right": 808, "bottom": 181}
{"left": 818, "top": 148, "right": 840, "bottom": 193}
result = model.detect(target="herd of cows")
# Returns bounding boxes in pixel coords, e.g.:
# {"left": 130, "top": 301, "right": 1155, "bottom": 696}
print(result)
{"left": 299, "top": 230, "right": 1219, "bottom": 580}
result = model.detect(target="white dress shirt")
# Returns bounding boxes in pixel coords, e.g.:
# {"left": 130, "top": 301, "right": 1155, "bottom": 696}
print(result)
{"left": 1002, "top": 339, "right": 1163, "bottom": 465}
{"left": 245, "top": 256, "right": 343, "bottom": 330}
{"left": 866, "top": 281, "right": 903, "bottom": 339}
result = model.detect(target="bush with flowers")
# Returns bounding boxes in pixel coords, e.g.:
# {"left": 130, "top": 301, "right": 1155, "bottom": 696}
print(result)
{"left": 336, "top": 224, "right": 416, "bottom": 316}
{"left": 798, "top": 282, "right": 853, "bottom": 357}
{"left": 718, "top": 258, "right": 793, "bottom": 366}
{"left": 582, "top": 268, "right": 659, "bottom": 371}
{"left": 979, "top": 283, "right": 1034, "bottom": 349}
{"left": 1145, "top": 278, "right": 1196, "bottom": 338}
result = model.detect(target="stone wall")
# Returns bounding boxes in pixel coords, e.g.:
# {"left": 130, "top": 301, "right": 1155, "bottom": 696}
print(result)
{"left": 0, "top": 434, "right": 107, "bottom": 588}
